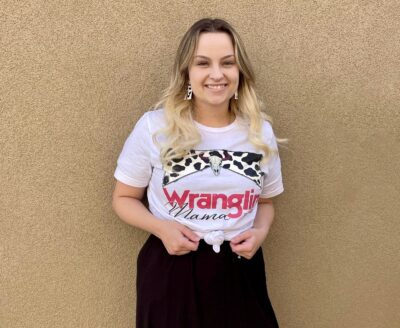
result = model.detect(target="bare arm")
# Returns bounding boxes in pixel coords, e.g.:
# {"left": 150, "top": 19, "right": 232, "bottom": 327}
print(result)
{"left": 112, "top": 181, "right": 200, "bottom": 255}
{"left": 230, "top": 198, "right": 275, "bottom": 259}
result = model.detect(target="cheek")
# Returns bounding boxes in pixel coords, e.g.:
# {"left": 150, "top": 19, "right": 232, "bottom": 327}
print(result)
{"left": 188, "top": 70, "right": 201, "bottom": 84}
{"left": 230, "top": 72, "right": 240, "bottom": 88}
{"left": 228, "top": 68, "right": 239, "bottom": 81}
{"left": 189, "top": 72, "right": 207, "bottom": 91}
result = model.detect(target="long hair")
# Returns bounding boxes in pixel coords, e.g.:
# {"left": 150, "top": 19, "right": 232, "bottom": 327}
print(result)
{"left": 153, "top": 18, "right": 276, "bottom": 165}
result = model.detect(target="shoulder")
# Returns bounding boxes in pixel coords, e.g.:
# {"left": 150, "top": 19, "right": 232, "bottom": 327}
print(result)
{"left": 261, "top": 120, "right": 278, "bottom": 147}
{"left": 236, "top": 116, "right": 275, "bottom": 140}
{"left": 134, "top": 108, "right": 167, "bottom": 133}
{"left": 145, "top": 108, "right": 167, "bottom": 130}
{"left": 146, "top": 107, "right": 166, "bottom": 121}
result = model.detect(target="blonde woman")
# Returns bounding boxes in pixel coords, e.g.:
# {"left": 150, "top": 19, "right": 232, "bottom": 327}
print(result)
{"left": 113, "top": 18, "right": 284, "bottom": 328}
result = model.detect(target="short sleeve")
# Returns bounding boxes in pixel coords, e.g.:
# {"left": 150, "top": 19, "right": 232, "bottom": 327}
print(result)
{"left": 260, "top": 124, "right": 284, "bottom": 198}
{"left": 114, "top": 113, "right": 153, "bottom": 187}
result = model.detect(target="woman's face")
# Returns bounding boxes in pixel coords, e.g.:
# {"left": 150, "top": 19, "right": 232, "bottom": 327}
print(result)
{"left": 188, "top": 32, "right": 239, "bottom": 112}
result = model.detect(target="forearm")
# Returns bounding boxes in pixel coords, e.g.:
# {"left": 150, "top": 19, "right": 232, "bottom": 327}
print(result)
{"left": 230, "top": 200, "right": 276, "bottom": 258}
{"left": 112, "top": 196, "right": 165, "bottom": 238}
{"left": 113, "top": 195, "right": 200, "bottom": 255}
{"left": 253, "top": 201, "right": 275, "bottom": 238}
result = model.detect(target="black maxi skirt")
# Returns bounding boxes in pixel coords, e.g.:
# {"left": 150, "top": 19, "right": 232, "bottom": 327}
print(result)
{"left": 136, "top": 234, "right": 279, "bottom": 328}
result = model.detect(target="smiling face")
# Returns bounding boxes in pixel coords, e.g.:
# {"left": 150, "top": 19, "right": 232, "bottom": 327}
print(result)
{"left": 188, "top": 32, "right": 240, "bottom": 113}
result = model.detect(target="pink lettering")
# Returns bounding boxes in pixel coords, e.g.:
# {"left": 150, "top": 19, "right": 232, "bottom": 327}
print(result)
{"left": 212, "top": 194, "right": 228, "bottom": 209}
{"left": 163, "top": 188, "right": 260, "bottom": 219}
{"left": 227, "top": 194, "right": 244, "bottom": 219}
{"left": 163, "top": 188, "right": 189, "bottom": 207}
{"left": 197, "top": 194, "right": 212, "bottom": 209}
{"left": 188, "top": 193, "right": 199, "bottom": 208}
{"left": 243, "top": 190, "right": 250, "bottom": 210}
{"left": 251, "top": 194, "right": 259, "bottom": 208}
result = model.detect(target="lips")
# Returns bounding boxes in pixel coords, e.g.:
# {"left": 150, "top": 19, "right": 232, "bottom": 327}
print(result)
{"left": 205, "top": 83, "right": 228, "bottom": 90}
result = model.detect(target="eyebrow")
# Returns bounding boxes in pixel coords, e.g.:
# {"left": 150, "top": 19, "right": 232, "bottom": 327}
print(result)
{"left": 194, "top": 55, "right": 235, "bottom": 60}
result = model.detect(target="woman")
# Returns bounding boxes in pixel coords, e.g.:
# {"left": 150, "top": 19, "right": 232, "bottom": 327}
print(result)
{"left": 112, "top": 18, "right": 283, "bottom": 328}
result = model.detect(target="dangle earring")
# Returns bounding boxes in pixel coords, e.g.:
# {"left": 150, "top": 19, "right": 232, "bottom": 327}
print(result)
{"left": 184, "top": 83, "right": 192, "bottom": 100}
{"left": 234, "top": 90, "right": 238, "bottom": 100}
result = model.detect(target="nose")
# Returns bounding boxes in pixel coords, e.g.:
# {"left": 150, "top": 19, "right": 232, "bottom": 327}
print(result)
{"left": 209, "top": 64, "right": 224, "bottom": 80}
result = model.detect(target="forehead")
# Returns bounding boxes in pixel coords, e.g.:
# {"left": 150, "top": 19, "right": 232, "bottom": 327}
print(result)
{"left": 195, "top": 32, "right": 234, "bottom": 56}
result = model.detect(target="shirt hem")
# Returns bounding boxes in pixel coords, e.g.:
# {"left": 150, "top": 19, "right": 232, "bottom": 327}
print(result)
{"left": 259, "top": 186, "right": 284, "bottom": 199}
{"left": 114, "top": 169, "right": 149, "bottom": 188}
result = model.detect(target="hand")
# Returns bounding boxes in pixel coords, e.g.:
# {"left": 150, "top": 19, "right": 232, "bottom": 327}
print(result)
{"left": 230, "top": 228, "right": 268, "bottom": 260}
{"left": 157, "top": 220, "right": 200, "bottom": 256}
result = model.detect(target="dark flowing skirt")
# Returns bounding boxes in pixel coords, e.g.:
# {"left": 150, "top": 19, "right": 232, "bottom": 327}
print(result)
{"left": 136, "top": 234, "right": 279, "bottom": 328}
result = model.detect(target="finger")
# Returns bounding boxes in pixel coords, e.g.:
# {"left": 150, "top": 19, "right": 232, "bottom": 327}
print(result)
{"left": 181, "top": 226, "right": 201, "bottom": 242}
{"left": 231, "top": 230, "right": 252, "bottom": 245}
{"left": 174, "top": 250, "right": 191, "bottom": 256}
{"left": 231, "top": 243, "right": 249, "bottom": 253}
{"left": 234, "top": 248, "right": 254, "bottom": 259}
{"left": 181, "top": 238, "right": 199, "bottom": 251}
{"left": 166, "top": 244, "right": 193, "bottom": 255}
{"left": 169, "top": 251, "right": 191, "bottom": 256}
{"left": 231, "top": 239, "right": 254, "bottom": 253}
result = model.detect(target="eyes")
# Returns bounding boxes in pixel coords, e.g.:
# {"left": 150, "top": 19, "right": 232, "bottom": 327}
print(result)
{"left": 195, "top": 60, "right": 236, "bottom": 67}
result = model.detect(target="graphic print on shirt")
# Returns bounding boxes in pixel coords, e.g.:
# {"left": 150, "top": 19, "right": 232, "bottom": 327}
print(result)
{"left": 162, "top": 149, "right": 264, "bottom": 220}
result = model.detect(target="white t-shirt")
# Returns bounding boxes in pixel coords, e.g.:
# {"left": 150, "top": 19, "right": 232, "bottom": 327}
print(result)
{"left": 114, "top": 109, "right": 284, "bottom": 251}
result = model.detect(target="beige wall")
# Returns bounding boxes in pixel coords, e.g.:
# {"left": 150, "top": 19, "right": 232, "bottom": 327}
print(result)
{"left": 1, "top": 1, "right": 399, "bottom": 327}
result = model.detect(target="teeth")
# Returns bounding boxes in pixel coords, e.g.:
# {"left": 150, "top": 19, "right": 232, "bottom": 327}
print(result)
{"left": 206, "top": 84, "right": 226, "bottom": 89}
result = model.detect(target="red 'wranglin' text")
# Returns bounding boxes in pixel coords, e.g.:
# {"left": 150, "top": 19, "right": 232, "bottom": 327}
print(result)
{"left": 163, "top": 188, "right": 259, "bottom": 219}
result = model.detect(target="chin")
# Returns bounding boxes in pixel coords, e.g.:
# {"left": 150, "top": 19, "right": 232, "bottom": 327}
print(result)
{"left": 204, "top": 95, "right": 232, "bottom": 105}
{"left": 205, "top": 98, "right": 229, "bottom": 106}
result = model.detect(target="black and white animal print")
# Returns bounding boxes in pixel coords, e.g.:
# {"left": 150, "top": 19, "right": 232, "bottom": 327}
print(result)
{"left": 163, "top": 149, "right": 264, "bottom": 187}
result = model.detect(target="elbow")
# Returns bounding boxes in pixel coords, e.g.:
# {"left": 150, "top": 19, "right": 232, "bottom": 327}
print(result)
{"left": 111, "top": 190, "right": 121, "bottom": 213}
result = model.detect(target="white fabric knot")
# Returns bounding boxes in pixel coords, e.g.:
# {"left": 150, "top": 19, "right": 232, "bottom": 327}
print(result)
{"left": 204, "top": 230, "right": 225, "bottom": 253}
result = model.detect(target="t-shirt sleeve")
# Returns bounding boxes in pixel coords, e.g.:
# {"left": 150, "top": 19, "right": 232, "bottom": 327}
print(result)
{"left": 260, "top": 126, "right": 284, "bottom": 198}
{"left": 114, "top": 113, "right": 153, "bottom": 187}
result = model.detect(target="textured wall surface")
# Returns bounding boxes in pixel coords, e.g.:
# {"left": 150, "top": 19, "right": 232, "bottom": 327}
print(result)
{"left": 1, "top": 1, "right": 399, "bottom": 327}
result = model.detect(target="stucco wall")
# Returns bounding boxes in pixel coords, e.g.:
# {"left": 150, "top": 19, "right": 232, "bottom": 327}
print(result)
{"left": 1, "top": 1, "right": 399, "bottom": 327}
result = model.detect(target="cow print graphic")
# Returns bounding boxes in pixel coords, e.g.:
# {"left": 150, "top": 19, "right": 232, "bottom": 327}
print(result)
{"left": 163, "top": 149, "right": 264, "bottom": 187}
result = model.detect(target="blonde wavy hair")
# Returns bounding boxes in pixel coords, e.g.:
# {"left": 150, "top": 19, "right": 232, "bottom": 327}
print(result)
{"left": 153, "top": 18, "right": 277, "bottom": 165}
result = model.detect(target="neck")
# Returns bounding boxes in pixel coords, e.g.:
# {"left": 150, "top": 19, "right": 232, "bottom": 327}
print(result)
{"left": 193, "top": 101, "right": 235, "bottom": 128}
